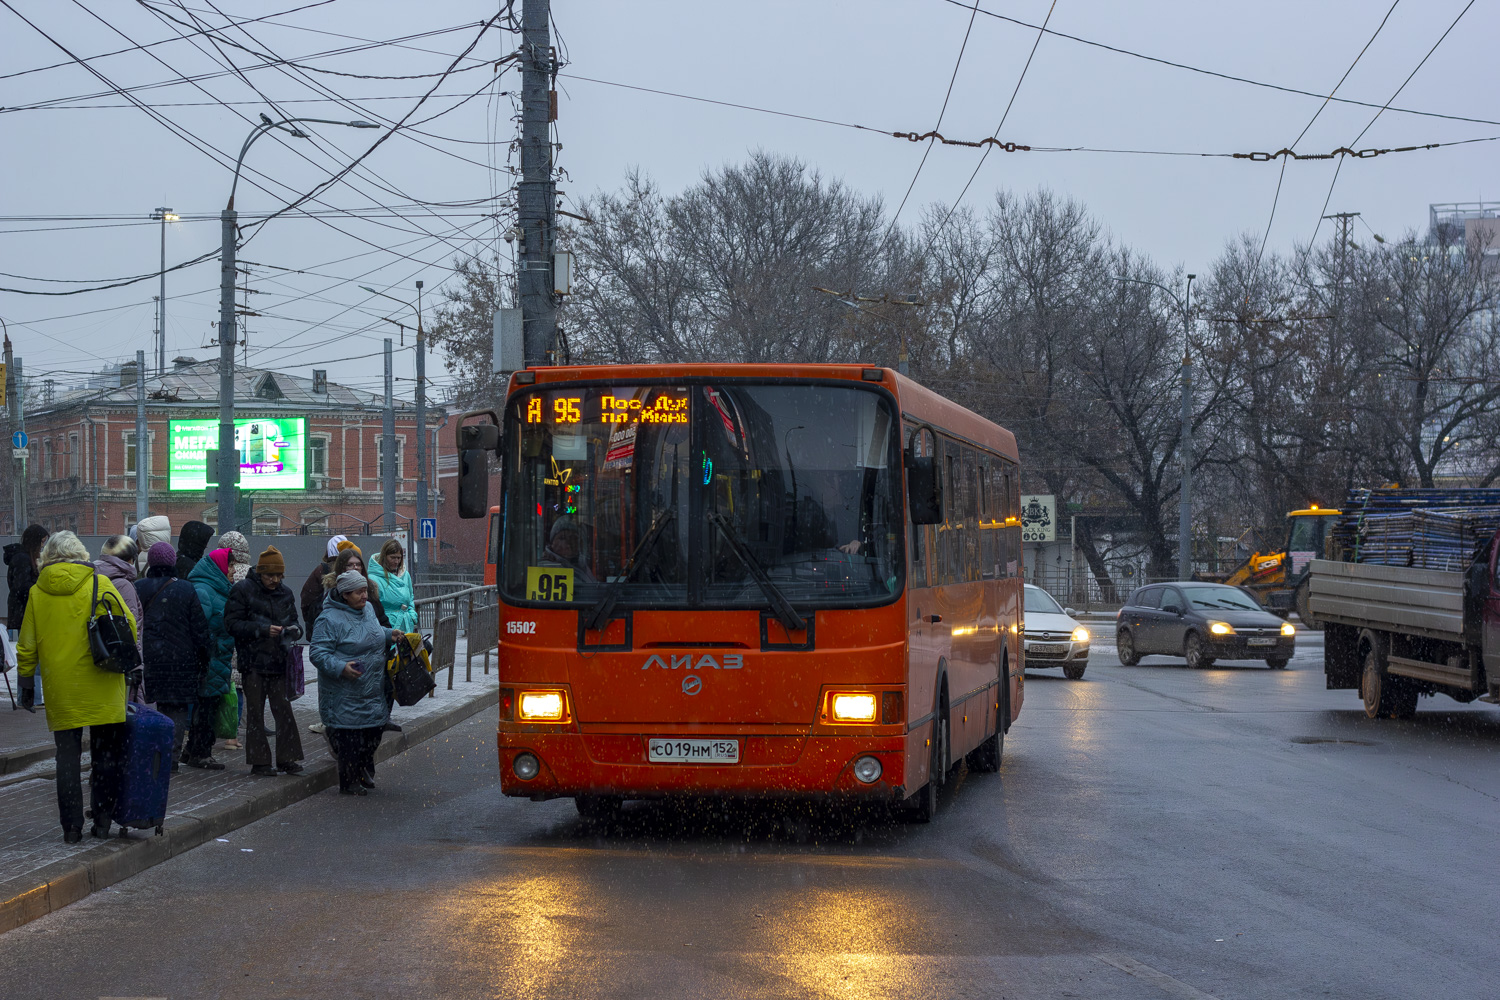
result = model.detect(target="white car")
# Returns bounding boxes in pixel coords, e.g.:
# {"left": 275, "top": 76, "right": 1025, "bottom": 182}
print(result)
{"left": 1023, "top": 584, "right": 1090, "bottom": 680}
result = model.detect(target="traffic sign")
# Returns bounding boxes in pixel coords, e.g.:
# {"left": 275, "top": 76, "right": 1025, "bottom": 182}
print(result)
{"left": 11, "top": 448, "right": 27, "bottom": 460}
{"left": 419, "top": 517, "right": 437, "bottom": 540}
{"left": 11, "top": 431, "right": 27, "bottom": 449}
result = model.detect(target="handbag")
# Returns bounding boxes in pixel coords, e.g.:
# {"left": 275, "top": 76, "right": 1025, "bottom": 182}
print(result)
{"left": 212, "top": 688, "right": 239, "bottom": 740}
{"left": 389, "top": 633, "right": 435, "bottom": 707}
{"left": 285, "top": 644, "right": 306, "bottom": 702}
{"left": 88, "top": 573, "right": 141, "bottom": 674}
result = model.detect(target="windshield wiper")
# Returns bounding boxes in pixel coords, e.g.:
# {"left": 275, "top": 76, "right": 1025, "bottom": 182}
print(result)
{"left": 707, "top": 511, "right": 806, "bottom": 633}
{"left": 584, "top": 509, "right": 676, "bottom": 631}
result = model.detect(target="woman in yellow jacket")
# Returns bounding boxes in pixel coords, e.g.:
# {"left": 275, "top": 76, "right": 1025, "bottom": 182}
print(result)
{"left": 17, "top": 531, "right": 138, "bottom": 843}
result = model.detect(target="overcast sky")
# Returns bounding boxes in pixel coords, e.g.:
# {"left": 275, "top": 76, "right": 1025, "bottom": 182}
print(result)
{"left": 2, "top": 0, "right": 1494, "bottom": 399}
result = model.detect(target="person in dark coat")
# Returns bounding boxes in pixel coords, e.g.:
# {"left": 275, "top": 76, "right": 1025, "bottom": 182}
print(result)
{"left": 135, "top": 542, "right": 217, "bottom": 771}
{"left": 175, "top": 520, "right": 214, "bottom": 581}
{"left": 301, "top": 534, "right": 347, "bottom": 637}
{"left": 223, "top": 545, "right": 304, "bottom": 775}
{"left": 5, "top": 523, "right": 48, "bottom": 633}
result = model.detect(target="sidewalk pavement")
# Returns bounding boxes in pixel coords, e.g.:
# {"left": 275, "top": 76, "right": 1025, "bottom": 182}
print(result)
{"left": 0, "top": 643, "right": 498, "bottom": 935}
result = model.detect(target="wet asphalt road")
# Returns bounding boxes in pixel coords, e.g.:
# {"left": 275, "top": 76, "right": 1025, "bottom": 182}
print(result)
{"left": 4, "top": 633, "right": 1499, "bottom": 1000}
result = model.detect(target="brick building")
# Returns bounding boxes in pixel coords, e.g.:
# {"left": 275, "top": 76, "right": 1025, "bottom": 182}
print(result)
{"left": 10, "top": 357, "right": 488, "bottom": 565}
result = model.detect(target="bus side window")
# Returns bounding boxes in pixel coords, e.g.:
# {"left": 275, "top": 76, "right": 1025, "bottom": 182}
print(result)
{"left": 943, "top": 445, "right": 958, "bottom": 585}
{"left": 963, "top": 447, "right": 979, "bottom": 582}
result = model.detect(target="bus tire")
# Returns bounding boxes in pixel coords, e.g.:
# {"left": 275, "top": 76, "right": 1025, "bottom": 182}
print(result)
{"left": 913, "top": 702, "right": 949, "bottom": 823}
{"left": 574, "top": 795, "right": 623, "bottom": 823}
{"left": 1117, "top": 629, "right": 1141, "bottom": 666}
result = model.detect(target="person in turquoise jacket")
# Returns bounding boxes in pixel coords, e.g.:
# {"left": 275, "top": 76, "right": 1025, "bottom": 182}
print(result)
{"left": 368, "top": 539, "right": 418, "bottom": 635}
{"left": 186, "top": 548, "right": 235, "bottom": 768}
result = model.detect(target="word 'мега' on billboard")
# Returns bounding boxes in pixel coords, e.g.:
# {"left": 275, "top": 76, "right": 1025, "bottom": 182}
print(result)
{"left": 167, "top": 417, "right": 307, "bottom": 491}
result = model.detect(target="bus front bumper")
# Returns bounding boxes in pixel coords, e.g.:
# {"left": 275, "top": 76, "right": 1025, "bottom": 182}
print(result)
{"left": 497, "top": 732, "right": 910, "bottom": 801}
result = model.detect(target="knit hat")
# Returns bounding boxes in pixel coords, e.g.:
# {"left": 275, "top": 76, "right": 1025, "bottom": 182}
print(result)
{"left": 335, "top": 569, "right": 368, "bottom": 594}
{"left": 209, "top": 548, "right": 232, "bottom": 576}
{"left": 256, "top": 545, "right": 285, "bottom": 575}
{"left": 146, "top": 541, "right": 177, "bottom": 568}
{"left": 219, "top": 531, "right": 251, "bottom": 565}
{"left": 336, "top": 539, "right": 361, "bottom": 557}
{"left": 325, "top": 534, "right": 349, "bottom": 559}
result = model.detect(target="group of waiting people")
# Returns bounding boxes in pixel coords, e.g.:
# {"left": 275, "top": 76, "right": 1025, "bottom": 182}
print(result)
{"left": 6, "top": 521, "right": 419, "bottom": 842}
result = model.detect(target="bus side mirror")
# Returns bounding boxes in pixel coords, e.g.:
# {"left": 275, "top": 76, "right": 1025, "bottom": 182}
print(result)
{"left": 456, "top": 415, "right": 500, "bottom": 519}
{"left": 906, "top": 452, "right": 942, "bottom": 525}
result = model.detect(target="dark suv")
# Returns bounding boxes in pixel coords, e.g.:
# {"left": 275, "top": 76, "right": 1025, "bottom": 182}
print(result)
{"left": 1116, "top": 582, "right": 1295, "bottom": 669}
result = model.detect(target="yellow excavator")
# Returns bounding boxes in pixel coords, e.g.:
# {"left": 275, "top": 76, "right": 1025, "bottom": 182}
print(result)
{"left": 1200, "top": 506, "right": 1342, "bottom": 627}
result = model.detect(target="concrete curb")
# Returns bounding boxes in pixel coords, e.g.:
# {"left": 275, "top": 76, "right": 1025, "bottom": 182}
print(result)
{"left": 0, "top": 684, "right": 496, "bottom": 936}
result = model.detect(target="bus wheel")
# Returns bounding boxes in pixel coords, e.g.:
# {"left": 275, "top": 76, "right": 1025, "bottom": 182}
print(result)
{"left": 913, "top": 712, "right": 948, "bottom": 823}
{"left": 966, "top": 681, "right": 1005, "bottom": 773}
{"left": 575, "top": 795, "right": 623, "bottom": 823}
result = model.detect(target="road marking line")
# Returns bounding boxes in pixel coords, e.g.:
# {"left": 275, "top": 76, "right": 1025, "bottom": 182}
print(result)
{"left": 1096, "top": 953, "right": 1220, "bottom": 999}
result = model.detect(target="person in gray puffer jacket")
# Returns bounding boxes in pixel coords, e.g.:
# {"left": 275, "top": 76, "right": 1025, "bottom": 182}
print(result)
{"left": 310, "top": 570, "right": 402, "bottom": 795}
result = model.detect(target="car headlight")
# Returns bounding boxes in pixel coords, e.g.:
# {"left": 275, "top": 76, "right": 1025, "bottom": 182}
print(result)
{"left": 1071, "top": 626, "right": 1090, "bottom": 643}
{"left": 828, "top": 692, "right": 879, "bottom": 723}
{"left": 517, "top": 689, "right": 568, "bottom": 722}
{"left": 1208, "top": 621, "right": 1235, "bottom": 636}
{"left": 1281, "top": 622, "right": 1296, "bottom": 636}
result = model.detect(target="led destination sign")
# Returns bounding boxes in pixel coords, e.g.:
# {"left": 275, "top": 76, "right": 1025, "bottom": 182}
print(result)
{"left": 522, "top": 387, "right": 689, "bottom": 426}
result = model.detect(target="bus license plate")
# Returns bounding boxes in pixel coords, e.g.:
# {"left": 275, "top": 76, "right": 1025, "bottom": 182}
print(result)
{"left": 1247, "top": 637, "right": 1276, "bottom": 647}
{"left": 648, "top": 739, "right": 740, "bottom": 763}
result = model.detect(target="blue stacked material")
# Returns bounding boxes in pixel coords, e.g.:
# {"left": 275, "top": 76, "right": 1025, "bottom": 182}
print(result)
{"left": 1335, "top": 489, "right": 1500, "bottom": 570}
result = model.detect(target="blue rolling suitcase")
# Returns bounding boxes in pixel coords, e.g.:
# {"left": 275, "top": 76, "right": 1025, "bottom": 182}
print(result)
{"left": 116, "top": 703, "right": 174, "bottom": 835}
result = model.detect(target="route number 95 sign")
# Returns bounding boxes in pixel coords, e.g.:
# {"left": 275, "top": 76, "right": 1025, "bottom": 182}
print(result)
{"left": 526, "top": 567, "right": 574, "bottom": 601}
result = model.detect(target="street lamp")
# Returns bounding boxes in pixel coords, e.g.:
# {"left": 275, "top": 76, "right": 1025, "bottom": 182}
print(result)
{"left": 216, "top": 115, "right": 379, "bottom": 534}
{"left": 359, "top": 281, "right": 429, "bottom": 576}
{"left": 1116, "top": 272, "right": 1197, "bottom": 581}
{"left": 150, "top": 208, "right": 178, "bottom": 375}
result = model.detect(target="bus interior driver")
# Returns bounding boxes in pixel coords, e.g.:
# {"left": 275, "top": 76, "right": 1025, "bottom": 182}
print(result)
{"left": 543, "top": 516, "right": 597, "bottom": 583}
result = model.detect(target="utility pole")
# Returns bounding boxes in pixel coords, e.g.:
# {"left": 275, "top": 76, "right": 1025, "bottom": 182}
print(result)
{"left": 414, "top": 279, "right": 427, "bottom": 576}
{"left": 383, "top": 337, "right": 396, "bottom": 534}
{"left": 518, "top": 0, "right": 557, "bottom": 366}
{"left": 1178, "top": 274, "right": 1196, "bottom": 582}
{"left": 152, "top": 207, "right": 176, "bottom": 374}
{"left": 217, "top": 205, "right": 238, "bottom": 534}
{"left": 4, "top": 336, "right": 25, "bottom": 530}
{"left": 135, "top": 350, "right": 148, "bottom": 525}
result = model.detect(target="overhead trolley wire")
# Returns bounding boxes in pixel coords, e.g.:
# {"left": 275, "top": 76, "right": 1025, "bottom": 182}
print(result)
{"left": 1252, "top": 0, "right": 1402, "bottom": 276}
{"left": 1310, "top": 0, "right": 1479, "bottom": 245}
{"left": 935, "top": 0, "right": 1500, "bottom": 130}
{"left": 885, "top": 2, "right": 981, "bottom": 240}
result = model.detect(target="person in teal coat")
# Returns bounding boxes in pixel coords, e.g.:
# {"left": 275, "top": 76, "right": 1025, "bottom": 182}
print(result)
{"left": 368, "top": 539, "right": 418, "bottom": 635}
{"left": 186, "top": 548, "right": 235, "bottom": 767}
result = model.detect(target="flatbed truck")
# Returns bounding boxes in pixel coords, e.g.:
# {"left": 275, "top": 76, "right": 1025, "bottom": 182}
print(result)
{"left": 1309, "top": 535, "right": 1500, "bottom": 718}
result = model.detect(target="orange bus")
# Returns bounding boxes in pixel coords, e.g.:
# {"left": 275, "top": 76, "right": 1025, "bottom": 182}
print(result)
{"left": 457, "top": 363, "right": 1023, "bottom": 820}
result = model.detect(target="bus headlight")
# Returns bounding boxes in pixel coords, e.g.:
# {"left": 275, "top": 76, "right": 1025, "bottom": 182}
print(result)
{"left": 829, "top": 693, "right": 878, "bottom": 723}
{"left": 1281, "top": 622, "right": 1296, "bottom": 636}
{"left": 1208, "top": 621, "right": 1235, "bottom": 636}
{"left": 1071, "top": 626, "right": 1090, "bottom": 643}
{"left": 518, "top": 690, "right": 568, "bottom": 722}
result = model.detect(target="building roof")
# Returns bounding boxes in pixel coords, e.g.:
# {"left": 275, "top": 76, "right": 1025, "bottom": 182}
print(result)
{"left": 28, "top": 360, "right": 415, "bottom": 416}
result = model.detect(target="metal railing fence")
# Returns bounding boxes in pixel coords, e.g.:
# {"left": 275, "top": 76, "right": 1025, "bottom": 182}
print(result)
{"left": 412, "top": 585, "right": 498, "bottom": 691}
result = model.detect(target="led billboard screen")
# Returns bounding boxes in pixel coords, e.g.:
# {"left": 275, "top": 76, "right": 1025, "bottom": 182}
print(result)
{"left": 167, "top": 417, "right": 306, "bottom": 491}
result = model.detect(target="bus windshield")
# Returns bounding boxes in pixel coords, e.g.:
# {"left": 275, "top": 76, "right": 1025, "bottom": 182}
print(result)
{"left": 502, "top": 381, "right": 903, "bottom": 610}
